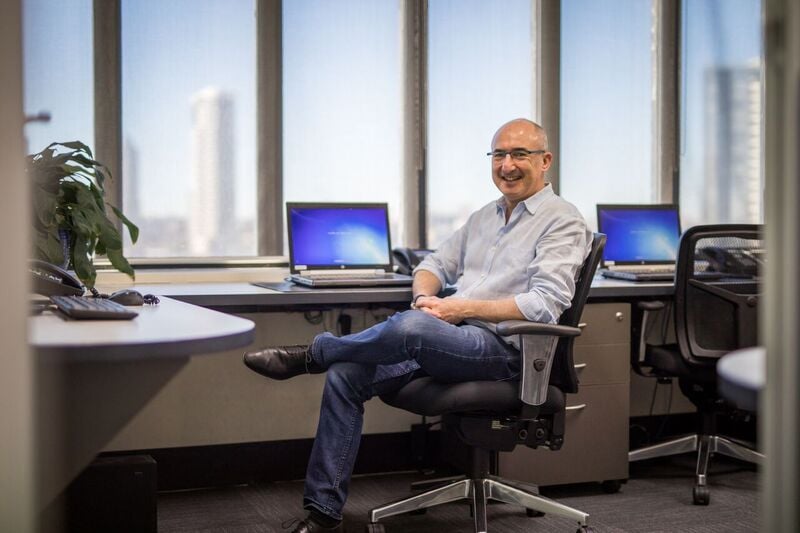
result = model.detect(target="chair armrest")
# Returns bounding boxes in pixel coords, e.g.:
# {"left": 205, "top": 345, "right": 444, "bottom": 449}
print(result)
{"left": 633, "top": 300, "right": 667, "bottom": 376}
{"left": 638, "top": 300, "right": 666, "bottom": 311}
{"left": 496, "top": 320, "right": 580, "bottom": 407}
{"left": 497, "top": 320, "right": 582, "bottom": 337}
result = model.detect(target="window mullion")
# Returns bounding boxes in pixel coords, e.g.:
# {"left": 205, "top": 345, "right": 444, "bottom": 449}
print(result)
{"left": 93, "top": 0, "right": 122, "bottom": 218}
{"left": 258, "top": 0, "right": 283, "bottom": 256}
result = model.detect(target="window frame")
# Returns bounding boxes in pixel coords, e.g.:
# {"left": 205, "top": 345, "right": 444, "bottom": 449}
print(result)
{"left": 92, "top": 0, "right": 688, "bottom": 266}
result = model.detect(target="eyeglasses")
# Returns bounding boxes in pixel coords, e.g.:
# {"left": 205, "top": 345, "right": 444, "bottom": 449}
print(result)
{"left": 487, "top": 149, "right": 546, "bottom": 162}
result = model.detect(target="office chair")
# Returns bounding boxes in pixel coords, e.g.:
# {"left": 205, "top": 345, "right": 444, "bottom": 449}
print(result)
{"left": 628, "top": 224, "right": 764, "bottom": 505}
{"left": 365, "top": 233, "right": 606, "bottom": 533}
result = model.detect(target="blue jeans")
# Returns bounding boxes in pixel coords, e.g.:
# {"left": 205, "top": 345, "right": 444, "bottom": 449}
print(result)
{"left": 302, "top": 310, "right": 520, "bottom": 520}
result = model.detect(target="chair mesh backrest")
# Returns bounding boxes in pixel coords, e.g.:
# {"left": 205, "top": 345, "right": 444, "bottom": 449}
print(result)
{"left": 674, "top": 224, "right": 763, "bottom": 365}
{"left": 550, "top": 233, "right": 606, "bottom": 392}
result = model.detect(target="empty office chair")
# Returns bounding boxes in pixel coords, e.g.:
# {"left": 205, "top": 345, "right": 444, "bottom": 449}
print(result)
{"left": 365, "top": 234, "right": 606, "bottom": 533}
{"left": 628, "top": 224, "right": 764, "bottom": 505}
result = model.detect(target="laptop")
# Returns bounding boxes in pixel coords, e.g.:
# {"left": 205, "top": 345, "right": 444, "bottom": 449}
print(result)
{"left": 596, "top": 204, "right": 681, "bottom": 282}
{"left": 286, "top": 202, "right": 413, "bottom": 288}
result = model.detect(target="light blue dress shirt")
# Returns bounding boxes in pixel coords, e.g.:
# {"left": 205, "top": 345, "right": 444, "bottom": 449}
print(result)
{"left": 414, "top": 183, "right": 592, "bottom": 348}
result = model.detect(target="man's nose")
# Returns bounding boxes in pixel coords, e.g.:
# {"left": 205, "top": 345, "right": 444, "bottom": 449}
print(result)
{"left": 500, "top": 155, "right": 516, "bottom": 173}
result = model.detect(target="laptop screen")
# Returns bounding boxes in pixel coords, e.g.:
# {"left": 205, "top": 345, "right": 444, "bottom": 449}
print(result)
{"left": 287, "top": 202, "right": 394, "bottom": 272}
{"left": 596, "top": 205, "right": 681, "bottom": 266}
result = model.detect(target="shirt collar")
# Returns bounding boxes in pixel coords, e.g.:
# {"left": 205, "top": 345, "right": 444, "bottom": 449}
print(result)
{"left": 495, "top": 183, "right": 554, "bottom": 216}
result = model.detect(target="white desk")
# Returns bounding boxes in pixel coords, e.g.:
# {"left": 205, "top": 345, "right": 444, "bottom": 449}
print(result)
{"left": 30, "top": 297, "right": 255, "bottom": 507}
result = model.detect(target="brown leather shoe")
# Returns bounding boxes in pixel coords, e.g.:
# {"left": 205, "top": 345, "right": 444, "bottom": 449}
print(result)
{"left": 242, "top": 345, "right": 323, "bottom": 380}
{"left": 282, "top": 516, "right": 343, "bottom": 532}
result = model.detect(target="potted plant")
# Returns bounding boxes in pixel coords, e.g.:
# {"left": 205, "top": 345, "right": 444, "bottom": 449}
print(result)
{"left": 28, "top": 141, "right": 139, "bottom": 289}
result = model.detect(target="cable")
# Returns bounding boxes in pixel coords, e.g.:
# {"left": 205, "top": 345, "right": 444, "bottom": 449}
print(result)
{"left": 648, "top": 379, "right": 659, "bottom": 416}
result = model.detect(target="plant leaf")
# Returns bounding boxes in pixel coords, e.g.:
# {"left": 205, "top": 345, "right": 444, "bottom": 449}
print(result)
{"left": 59, "top": 141, "right": 94, "bottom": 158}
{"left": 72, "top": 236, "right": 96, "bottom": 289}
{"left": 35, "top": 230, "right": 65, "bottom": 265}
{"left": 106, "top": 247, "right": 135, "bottom": 280}
{"left": 109, "top": 205, "right": 139, "bottom": 243}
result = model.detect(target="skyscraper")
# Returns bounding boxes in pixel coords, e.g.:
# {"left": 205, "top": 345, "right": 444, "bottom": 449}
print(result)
{"left": 189, "top": 87, "right": 235, "bottom": 255}
{"left": 704, "top": 64, "right": 763, "bottom": 224}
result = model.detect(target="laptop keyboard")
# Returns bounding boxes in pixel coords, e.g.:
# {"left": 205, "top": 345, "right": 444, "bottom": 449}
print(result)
{"left": 617, "top": 267, "right": 674, "bottom": 274}
{"left": 600, "top": 269, "right": 674, "bottom": 282}
{"left": 306, "top": 273, "right": 391, "bottom": 280}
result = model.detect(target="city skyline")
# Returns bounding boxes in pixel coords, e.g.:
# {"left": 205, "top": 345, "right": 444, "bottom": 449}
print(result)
{"left": 22, "top": 0, "right": 763, "bottom": 258}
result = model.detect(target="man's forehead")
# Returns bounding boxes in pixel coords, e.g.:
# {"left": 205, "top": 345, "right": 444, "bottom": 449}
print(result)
{"left": 493, "top": 127, "right": 542, "bottom": 148}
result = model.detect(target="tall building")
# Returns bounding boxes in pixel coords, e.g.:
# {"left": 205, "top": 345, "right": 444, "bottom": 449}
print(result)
{"left": 122, "top": 139, "right": 140, "bottom": 222}
{"left": 703, "top": 64, "right": 763, "bottom": 223}
{"left": 189, "top": 87, "right": 235, "bottom": 256}
{"left": 121, "top": 138, "right": 140, "bottom": 250}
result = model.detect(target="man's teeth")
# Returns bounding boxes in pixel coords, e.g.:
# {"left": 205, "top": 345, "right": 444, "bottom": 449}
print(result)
{"left": 502, "top": 176, "right": 521, "bottom": 181}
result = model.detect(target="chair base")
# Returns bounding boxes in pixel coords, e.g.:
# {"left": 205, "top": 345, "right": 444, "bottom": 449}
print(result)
{"left": 367, "top": 475, "right": 589, "bottom": 533}
{"left": 629, "top": 433, "right": 763, "bottom": 505}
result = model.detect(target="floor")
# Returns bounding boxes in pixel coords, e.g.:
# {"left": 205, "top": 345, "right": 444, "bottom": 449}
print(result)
{"left": 157, "top": 454, "right": 759, "bottom": 532}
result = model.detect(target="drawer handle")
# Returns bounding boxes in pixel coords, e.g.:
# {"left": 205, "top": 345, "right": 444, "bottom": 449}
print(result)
{"left": 565, "top": 404, "right": 587, "bottom": 412}
{"left": 578, "top": 322, "right": 587, "bottom": 329}
{"left": 574, "top": 363, "right": 587, "bottom": 370}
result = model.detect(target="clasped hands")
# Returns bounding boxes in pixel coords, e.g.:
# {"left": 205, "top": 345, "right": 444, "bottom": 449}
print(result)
{"left": 413, "top": 295, "right": 466, "bottom": 324}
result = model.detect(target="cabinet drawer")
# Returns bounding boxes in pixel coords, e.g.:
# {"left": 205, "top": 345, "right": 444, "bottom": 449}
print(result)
{"left": 574, "top": 343, "right": 630, "bottom": 385}
{"left": 498, "top": 383, "right": 629, "bottom": 486}
{"left": 574, "top": 303, "right": 630, "bottom": 346}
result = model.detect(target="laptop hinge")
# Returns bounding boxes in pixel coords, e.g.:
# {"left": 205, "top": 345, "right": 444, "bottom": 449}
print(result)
{"left": 300, "top": 268, "right": 388, "bottom": 277}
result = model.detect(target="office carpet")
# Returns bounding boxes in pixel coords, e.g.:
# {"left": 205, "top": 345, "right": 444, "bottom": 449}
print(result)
{"left": 157, "top": 454, "right": 758, "bottom": 533}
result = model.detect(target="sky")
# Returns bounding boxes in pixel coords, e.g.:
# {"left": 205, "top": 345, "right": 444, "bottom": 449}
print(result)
{"left": 22, "top": 0, "right": 762, "bottom": 252}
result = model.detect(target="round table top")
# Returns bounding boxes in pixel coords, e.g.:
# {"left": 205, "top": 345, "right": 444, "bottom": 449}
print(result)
{"left": 717, "top": 346, "right": 765, "bottom": 411}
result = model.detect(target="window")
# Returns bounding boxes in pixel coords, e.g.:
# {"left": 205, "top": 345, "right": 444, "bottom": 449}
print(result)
{"left": 426, "top": 0, "right": 536, "bottom": 247}
{"left": 121, "top": 0, "right": 257, "bottom": 257}
{"left": 23, "top": 0, "right": 94, "bottom": 156}
{"left": 679, "top": 0, "right": 763, "bottom": 228}
{"left": 282, "top": 0, "right": 405, "bottom": 250}
{"left": 560, "top": 0, "right": 654, "bottom": 230}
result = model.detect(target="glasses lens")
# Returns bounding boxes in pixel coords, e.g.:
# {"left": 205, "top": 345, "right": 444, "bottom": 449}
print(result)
{"left": 510, "top": 150, "right": 530, "bottom": 160}
{"left": 490, "top": 151, "right": 508, "bottom": 161}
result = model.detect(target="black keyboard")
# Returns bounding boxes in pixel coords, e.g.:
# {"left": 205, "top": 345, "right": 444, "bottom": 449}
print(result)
{"left": 50, "top": 295, "right": 139, "bottom": 320}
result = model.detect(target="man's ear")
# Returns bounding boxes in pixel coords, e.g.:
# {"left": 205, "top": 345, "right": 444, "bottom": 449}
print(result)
{"left": 541, "top": 152, "right": 554, "bottom": 171}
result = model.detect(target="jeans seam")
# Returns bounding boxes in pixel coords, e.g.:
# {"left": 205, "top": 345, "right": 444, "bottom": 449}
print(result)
{"left": 419, "top": 345, "right": 518, "bottom": 363}
{"left": 326, "top": 403, "right": 359, "bottom": 511}
{"left": 412, "top": 345, "right": 518, "bottom": 380}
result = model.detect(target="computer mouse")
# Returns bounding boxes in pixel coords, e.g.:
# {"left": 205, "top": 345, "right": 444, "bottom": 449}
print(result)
{"left": 108, "top": 289, "right": 145, "bottom": 306}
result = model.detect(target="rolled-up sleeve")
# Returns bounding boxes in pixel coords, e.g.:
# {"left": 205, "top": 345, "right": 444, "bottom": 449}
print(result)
{"left": 413, "top": 222, "right": 468, "bottom": 286}
{"left": 514, "top": 216, "right": 591, "bottom": 324}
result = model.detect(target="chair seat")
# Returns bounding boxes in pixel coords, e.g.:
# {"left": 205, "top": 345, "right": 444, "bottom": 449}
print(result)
{"left": 645, "top": 344, "right": 716, "bottom": 383}
{"left": 645, "top": 344, "right": 686, "bottom": 376}
{"left": 379, "top": 376, "right": 565, "bottom": 417}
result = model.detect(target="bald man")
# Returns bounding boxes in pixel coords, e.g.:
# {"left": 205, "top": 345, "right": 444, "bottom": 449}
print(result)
{"left": 243, "top": 119, "right": 592, "bottom": 532}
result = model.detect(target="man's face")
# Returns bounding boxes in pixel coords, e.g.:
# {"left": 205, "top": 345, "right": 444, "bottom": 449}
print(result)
{"left": 490, "top": 123, "right": 552, "bottom": 206}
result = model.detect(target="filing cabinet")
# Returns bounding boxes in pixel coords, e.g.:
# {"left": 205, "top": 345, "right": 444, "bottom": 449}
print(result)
{"left": 498, "top": 303, "right": 630, "bottom": 487}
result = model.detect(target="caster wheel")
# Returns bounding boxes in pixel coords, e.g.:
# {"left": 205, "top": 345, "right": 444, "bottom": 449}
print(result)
{"left": 365, "top": 523, "right": 386, "bottom": 533}
{"left": 526, "top": 508, "right": 545, "bottom": 517}
{"left": 601, "top": 479, "right": 622, "bottom": 494}
{"left": 576, "top": 526, "right": 595, "bottom": 532}
{"left": 693, "top": 485, "right": 710, "bottom": 505}
{"left": 409, "top": 508, "right": 427, "bottom": 515}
